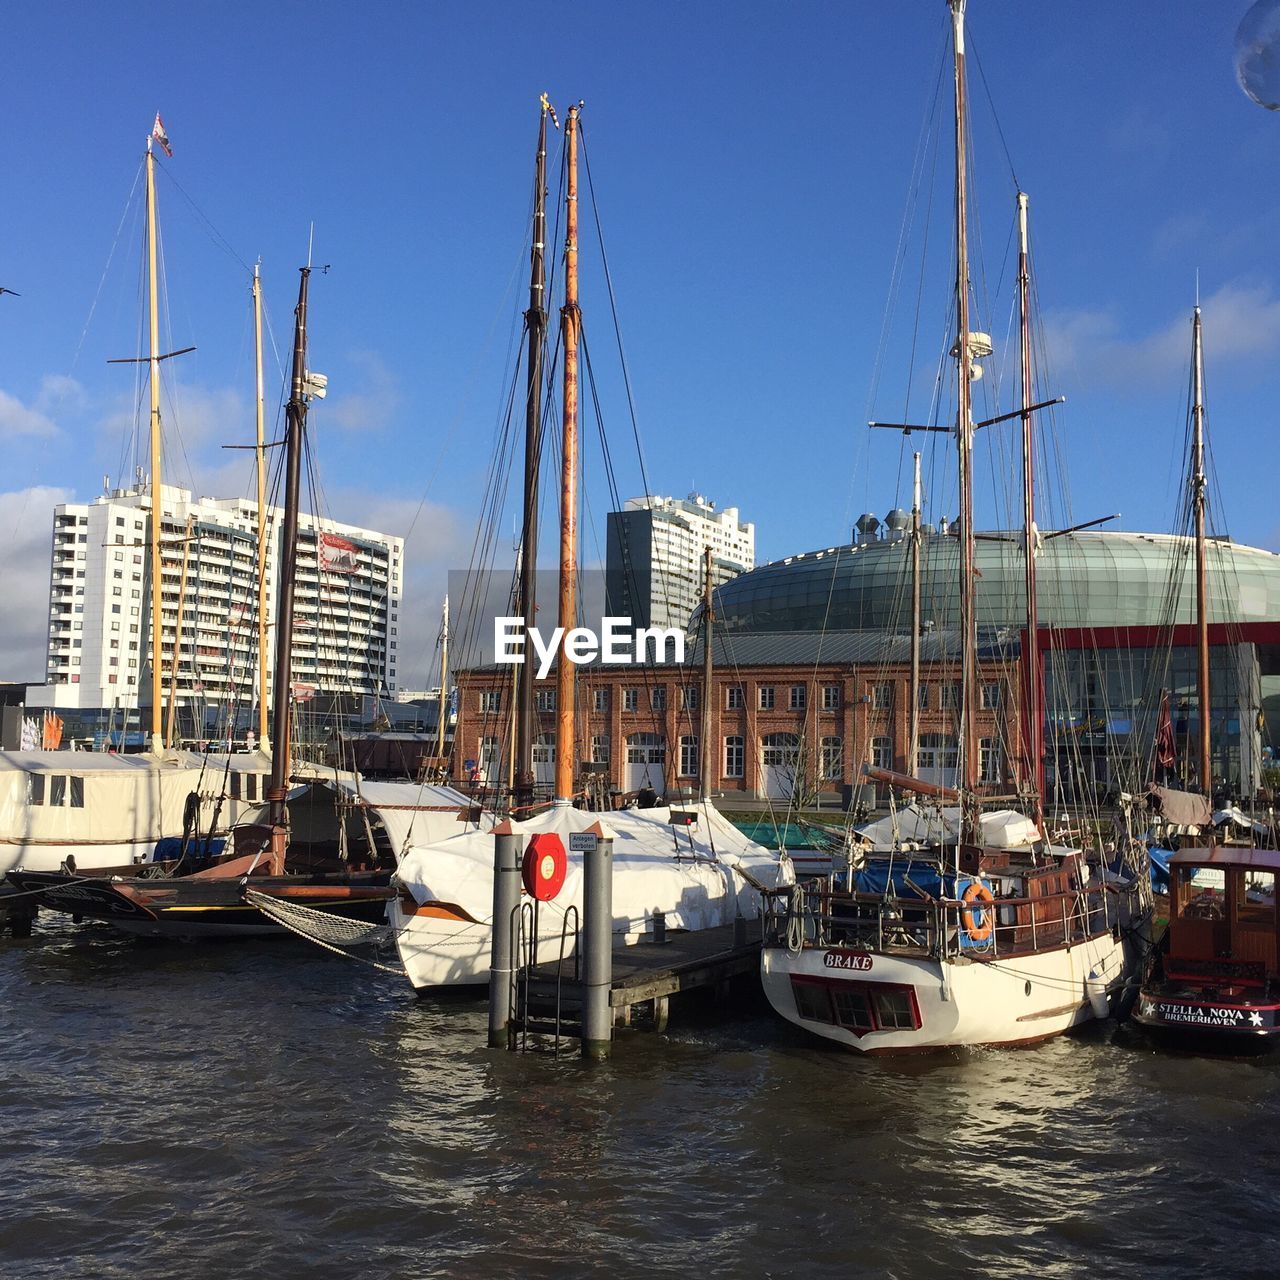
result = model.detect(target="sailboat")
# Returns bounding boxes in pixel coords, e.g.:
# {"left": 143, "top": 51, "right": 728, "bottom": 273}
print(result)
{"left": 387, "top": 99, "right": 790, "bottom": 991}
{"left": 1132, "top": 307, "right": 1280, "bottom": 1048}
{"left": 2, "top": 117, "right": 273, "bottom": 891}
{"left": 8, "top": 260, "right": 436, "bottom": 937}
{"left": 758, "top": 0, "right": 1149, "bottom": 1052}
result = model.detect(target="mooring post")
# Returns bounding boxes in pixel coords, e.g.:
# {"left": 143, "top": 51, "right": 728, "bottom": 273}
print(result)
{"left": 489, "top": 828, "right": 522, "bottom": 1049}
{"left": 582, "top": 833, "right": 614, "bottom": 1060}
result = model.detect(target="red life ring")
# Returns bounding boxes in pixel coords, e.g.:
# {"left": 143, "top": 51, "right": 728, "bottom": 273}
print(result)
{"left": 522, "top": 832, "right": 567, "bottom": 902}
{"left": 961, "top": 881, "right": 995, "bottom": 943}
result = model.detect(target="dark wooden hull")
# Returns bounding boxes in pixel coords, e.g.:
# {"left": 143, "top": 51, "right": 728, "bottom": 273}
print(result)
{"left": 5, "top": 868, "right": 393, "bottom": 939}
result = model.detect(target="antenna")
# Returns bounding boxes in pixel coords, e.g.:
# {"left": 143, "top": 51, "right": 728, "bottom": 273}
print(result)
{"left": 307, "top": 223, "right": 314, "bottom": 269}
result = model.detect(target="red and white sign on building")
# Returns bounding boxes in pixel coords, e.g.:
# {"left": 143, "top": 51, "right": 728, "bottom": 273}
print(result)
{"left": 291, "top": 682, "right": 316, "bottom": 703}
{"left": 319, "top": 532, "right": 360, "bottom": 575}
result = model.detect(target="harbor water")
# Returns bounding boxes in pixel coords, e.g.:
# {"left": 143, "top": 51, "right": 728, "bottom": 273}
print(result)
{"left": 2, "top": 919, "right": 1277, "bottom": 1279}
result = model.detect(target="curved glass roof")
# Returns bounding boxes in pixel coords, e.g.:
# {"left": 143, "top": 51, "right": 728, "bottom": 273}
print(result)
{"left": 713, "top": 530, "right": 1280, "bottom": 633}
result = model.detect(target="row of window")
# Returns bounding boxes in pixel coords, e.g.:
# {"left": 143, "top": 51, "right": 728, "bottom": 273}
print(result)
{"left": 481, "top": 681, "right": 1001, "bottom": 715}
{"left": 26, "top": 774, "right": 85, "bottom": 807}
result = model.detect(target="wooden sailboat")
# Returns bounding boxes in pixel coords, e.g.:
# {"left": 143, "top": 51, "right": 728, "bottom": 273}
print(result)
{"left": 388, "top": 99, "right": 791, "bottom": 991}
{"left": 1133, "top": 307, "right": 1280, "bottom": 1048}
{"left": 10, "top": 266, "right": 403, "bottom": 936}
{"left": 758, "top": 0, "right": 1149, "bottom": 1052}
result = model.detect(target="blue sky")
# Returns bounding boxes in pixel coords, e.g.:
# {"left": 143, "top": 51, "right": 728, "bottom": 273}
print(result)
{"left": 2, "top": 2, "right": 1279, "bottom": 685}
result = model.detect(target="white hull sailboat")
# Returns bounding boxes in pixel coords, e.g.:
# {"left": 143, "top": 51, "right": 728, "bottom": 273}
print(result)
{"left": 759, "top": 0, "right": 1148, "bottom": 1053}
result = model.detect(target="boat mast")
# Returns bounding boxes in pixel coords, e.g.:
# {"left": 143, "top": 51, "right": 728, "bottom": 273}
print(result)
{"left": 267, "top": 267, "right": 310, "bottom": 832}
{"left": 554, "top": 103, "right": 581, "bottom": 805}
{"left": 515, "top": 98, "right": 550, "bottom": 811}
{"left": 145, "top": 135, "right": 165, "bottom": 754}
{"left": 950, "top": 0, "right": 979, "bottom": 843}
{"left": 253, "top": 264, "right": 271, "bottom": 752}
{"left": 436, "top": 594, "right": 450, "bottom": 761}
{"left": 1017, "top": 192, "right": 1044, "bottom": 827}
{"left": 700, "top": 545, "right": 715, "bottom": 801}
{"left": 909, "top": 452, "right": 922, "bottom": 778}
{"left": 1191, "top": 305, "right": 1212, "bottom": 794}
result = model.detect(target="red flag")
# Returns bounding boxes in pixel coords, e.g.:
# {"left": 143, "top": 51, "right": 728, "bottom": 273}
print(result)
{"left": 151, "top": 113, "right": 173, "bottom": 157}
{"left": 1155, "top": 690, "right": 1176, "bottom": 770}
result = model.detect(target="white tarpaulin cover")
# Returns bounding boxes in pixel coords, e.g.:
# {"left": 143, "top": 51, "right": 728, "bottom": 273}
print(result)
{"left": 853, "top": 803, "right": 1042, "bottom": 852}
{"left": 392, "top": 800, "right": 793, "bottom": 933}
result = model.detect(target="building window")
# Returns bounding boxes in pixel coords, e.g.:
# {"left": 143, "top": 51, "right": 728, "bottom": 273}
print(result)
{"left": 623, "top": 688, "right": 638, "bottom": 712}
{"left": 724, "top": 735, "right": 745, "bottom": 778}
{"left": 981, "top": 683, "right": 1001, "bottom": 710}
{"left": 680, "top": 685, "right": 699, "bottom": 711}
{"left": 679, "top": 735, "right": 699, "bottom": 777}
{"left": 980, "top": 737, "right": 1002, "bottom": 784}
{"left": 870, "top": 735, "right": 892, "bottom": 770}
{"left": 726, "top": 686, "right": 744, "bottom": 710}
{"left": 822, "top": 685, "right": 840, "bottom": 711}
{"left": 941, "top": 683, "right": 960, "bottom": 711}
{"left": 591, "top": 735, "right": 610, "bottom": 765}
{"left": 790, "top": 685, "right": 806, "bottom": 711}
{"left": 758, "top": 686, "right": 775, "bottom": 711}
{"left": 479, "top": 690, "right": 501, "bottom": 714}
{"left": 821, "top": 736, "right": 843, "bottom": 780}
{"left": 593, "top": 687, "right": 609, "bottom": 713}
{"left": 531, "top": 736, "right": 555, "bottom": 764}
{"left": 650, "top": 686, "right": 666, "bottom": 712}
{"left": 872, "top": 683, "right": 892, "bottom": 710}
{"left": 535, "top": 689, "right": 556, "bottom": 712}
{"left": 918, "top": 685, "right": 929, "bottom": 710}
{"left": 917, "top": 733, "right": 959, "bottom": 773}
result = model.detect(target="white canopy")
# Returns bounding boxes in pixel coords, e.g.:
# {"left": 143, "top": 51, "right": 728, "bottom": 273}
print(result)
{"left": 393, "top": 800, "right": 793, "bottom": 933}
{"left": 854, "top": 803, "right": 1042, "bottom": 853}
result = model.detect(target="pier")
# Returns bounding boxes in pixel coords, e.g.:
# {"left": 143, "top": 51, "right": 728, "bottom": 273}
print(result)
{"left": 509, "top": 918, "right": 762, "bottom": 1051}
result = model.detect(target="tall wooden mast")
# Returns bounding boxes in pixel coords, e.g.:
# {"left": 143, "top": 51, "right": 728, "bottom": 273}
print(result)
{"left": 253, "top": 264, "right": 271, "bottom": 751}
{"left": 267, "top": 266, "right": 310, "bottom": 832}
{"left": 554, "top": 104, "right": 581, "bottom": 804}
{"left": 515, "top": 99, "right": 550, "bottom": 810}
{"left": 145, "top": 135, "right": 165, "bottom": 754}
{"left": 908, "top": 451, "right": 923, "bottom": 778}
{"left": 950, "top": 0, "right": 979, "bottom": 843}
{"left": 700, "top": 546, "right": 715, "bottom": 801}
{"left": 1017, "top": 192, "right": 1044, "bottom": 827}
{"left": 1191, "top": 305, "right": 1212, "bottom": 794}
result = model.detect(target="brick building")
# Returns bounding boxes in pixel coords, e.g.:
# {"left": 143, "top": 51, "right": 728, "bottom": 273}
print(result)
{"left": 453, "top": 632, "right": 1020, "bottom": 805}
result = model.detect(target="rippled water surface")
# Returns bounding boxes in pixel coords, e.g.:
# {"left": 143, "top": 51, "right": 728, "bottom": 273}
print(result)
{"left": 3, "top": 918, "right": 1277, "bottom": 1279}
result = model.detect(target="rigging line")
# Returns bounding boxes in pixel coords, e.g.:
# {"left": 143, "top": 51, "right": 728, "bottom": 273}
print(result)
{"left": 152, "top": 154, "right": 254, "bottom": 276}
{"left": 577, "top": 126, "right": 656, "bottom": 505}
{"left": 73, "top": 157, "right": 147, "bottom": 377}
{"left": 966, "top": 28, "right": 1020, "bottom": 193}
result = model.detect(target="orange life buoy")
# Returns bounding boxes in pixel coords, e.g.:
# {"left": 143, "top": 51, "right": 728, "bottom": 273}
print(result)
{"left": 961, "top": 881, "right": 995, "bottom": 943}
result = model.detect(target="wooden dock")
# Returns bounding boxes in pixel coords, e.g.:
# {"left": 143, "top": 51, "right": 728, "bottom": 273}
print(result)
{"left": 517, "top": 919, "right": 763, "bottom": 1040}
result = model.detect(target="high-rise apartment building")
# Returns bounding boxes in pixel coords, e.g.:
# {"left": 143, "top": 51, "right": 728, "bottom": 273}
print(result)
{"left": 605, "top": 493, "right": 754, "bottom": 632}
{"left": 31, "top": 484, "right": 403, "bottom": 723}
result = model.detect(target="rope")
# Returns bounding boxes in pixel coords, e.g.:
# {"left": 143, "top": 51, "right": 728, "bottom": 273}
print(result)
{"left": 785, "top": 884, "right": 806, "bottom": 955}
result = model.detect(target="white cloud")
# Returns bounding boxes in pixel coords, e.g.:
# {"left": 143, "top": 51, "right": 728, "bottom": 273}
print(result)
{"left": 1044, "top": 282, "right": 1280, "bottom": 389}
{"left": 0, "top": 486, "right": 74, "bottom": 681}
{"left": 0, "top": 389, "right": 58, "bottom": 440}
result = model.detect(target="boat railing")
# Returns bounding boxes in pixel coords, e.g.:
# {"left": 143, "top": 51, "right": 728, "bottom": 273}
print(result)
{"left": 763, "top": 881, "right": 1115, "bottom": 961}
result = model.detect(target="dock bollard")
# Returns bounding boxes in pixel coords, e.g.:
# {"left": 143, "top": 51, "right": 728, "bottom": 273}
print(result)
{"left": 582, "top": 834, "right": 614, "bottom": 1060}
{"left": 488, "top": 830, "right": 522, "bottom": 1049}
{"left": 734, "top": 914, "right": 749, "bottom": 948}
{"left": 652, "top": 909, "right": 667, "bottom": 944}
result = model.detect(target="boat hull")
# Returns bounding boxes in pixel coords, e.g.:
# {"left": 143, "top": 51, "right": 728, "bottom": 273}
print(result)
{"left": 1132, "top": 984, "right": 1280, "bottom": 1052}
{"left": 6, "top": 869, "right": 393, "bottom": 940}
{"left": 760, "top": 931, "right": 1130, "bottom": 1053}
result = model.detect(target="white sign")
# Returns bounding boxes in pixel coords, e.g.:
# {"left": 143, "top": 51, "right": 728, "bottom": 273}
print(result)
{"left": 569, "top": 832, "right": 599, "bottom": 854}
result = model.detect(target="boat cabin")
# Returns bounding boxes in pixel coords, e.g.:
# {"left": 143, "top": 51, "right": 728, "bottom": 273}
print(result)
{"left": 1166, "top": 846, "right": 1280, "bottom": 986}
